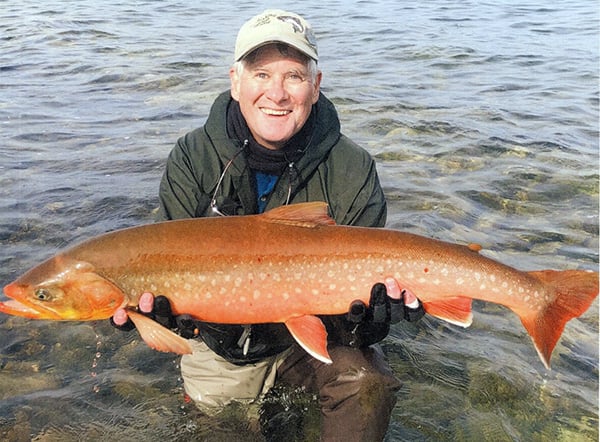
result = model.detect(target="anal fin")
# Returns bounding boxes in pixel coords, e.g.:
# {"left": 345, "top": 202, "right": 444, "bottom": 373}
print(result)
{"left": 423, "top": 297, "right": 473, "bottom": 327}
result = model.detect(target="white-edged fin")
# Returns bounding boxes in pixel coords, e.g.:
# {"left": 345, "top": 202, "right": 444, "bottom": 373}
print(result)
{"left": 128, "top": 310, "right": 192, "bottom": 355}
{"left": 285, "top": 315, "right": 332, "bottom": 364}
{"left": 422, "top": 297, "right": 473, "bottom": 328}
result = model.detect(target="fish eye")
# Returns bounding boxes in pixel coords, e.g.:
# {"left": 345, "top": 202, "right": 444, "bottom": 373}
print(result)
{"left": 35, "top": 288, "right": 53, "bottom": 301}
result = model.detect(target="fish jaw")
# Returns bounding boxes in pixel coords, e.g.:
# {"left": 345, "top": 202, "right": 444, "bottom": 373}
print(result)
{"left": 0, "top": 283, "right": 64, "bottom": 319}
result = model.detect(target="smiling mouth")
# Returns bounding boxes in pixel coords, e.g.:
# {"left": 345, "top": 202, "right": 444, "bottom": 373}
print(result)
{"left": 261, "top": 108, "right": 291, "bottom": 116}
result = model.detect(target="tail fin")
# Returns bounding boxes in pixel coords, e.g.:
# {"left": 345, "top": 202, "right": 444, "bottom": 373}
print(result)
{"left": 521, "top": 270, "right": 598, "bottom": 369}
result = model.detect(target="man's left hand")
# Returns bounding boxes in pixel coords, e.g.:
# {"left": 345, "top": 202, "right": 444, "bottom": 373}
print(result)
{"left": 325, "top": 278, "right": 425, "bottom": 348}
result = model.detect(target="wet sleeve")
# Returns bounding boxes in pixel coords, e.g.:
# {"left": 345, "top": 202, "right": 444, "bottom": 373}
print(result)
{"left": 346, "top": 158, "right": 387, "bottom": 228}
{"left": 157, "top": 134, "right": 212, "bottom": 221}
{"left": 329, "top": 137, "right": 387, "bottom": 228}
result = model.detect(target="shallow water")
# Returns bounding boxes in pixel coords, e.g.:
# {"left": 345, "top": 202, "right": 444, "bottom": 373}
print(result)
{"left": 0, "top": 1, "right": 598, "bottom": 441}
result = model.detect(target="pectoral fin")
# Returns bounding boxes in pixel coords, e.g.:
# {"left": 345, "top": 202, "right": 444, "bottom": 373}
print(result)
{"left": 285, "top": 315, "right": 332, "bottom": 364}
{"left": 128, "top": 310, "right": 192, "bottom": 355}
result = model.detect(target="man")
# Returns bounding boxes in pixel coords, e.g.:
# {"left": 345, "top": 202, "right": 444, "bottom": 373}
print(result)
{"left": 113, "top": 9, "right": 424, "bottom": 441}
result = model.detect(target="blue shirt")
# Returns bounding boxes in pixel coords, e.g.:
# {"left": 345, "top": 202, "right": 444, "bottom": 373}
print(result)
{"left": 255, "top": 171, "right": 279, "bottom": 213}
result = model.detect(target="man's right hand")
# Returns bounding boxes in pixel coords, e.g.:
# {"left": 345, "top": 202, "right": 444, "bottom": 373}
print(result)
{"left": 111, "top": 293, "right": 199, "bottom": 337}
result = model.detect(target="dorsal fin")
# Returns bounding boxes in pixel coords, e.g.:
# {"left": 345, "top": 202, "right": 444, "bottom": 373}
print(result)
{"left": 262, "top": 202, "right": 336, "bottom": 227}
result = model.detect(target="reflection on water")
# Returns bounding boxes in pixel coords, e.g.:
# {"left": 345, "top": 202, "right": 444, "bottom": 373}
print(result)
{"left": 0, "top": 0, "right": 598, "bottom": 440}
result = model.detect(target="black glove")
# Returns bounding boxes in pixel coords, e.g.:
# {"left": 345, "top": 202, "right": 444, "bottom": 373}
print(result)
{"left": 323, "top": 283, "right": 425, "bottom": 348}
{"left": 110, "top": 295, "right": 200, "bottom": 338}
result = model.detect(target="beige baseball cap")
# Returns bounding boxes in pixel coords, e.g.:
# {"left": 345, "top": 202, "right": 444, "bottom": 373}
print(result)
{"left": 234, "top": 9, "right": 318, "bottom": 62}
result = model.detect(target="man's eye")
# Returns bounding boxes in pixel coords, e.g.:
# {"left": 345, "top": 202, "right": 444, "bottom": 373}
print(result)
{"left": 287, "top": 73, "right": 304, "bottom": 82}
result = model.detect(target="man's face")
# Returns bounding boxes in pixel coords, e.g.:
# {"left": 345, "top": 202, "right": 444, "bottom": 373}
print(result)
{"left": 230, "top": 45, "right": 321, "bottom": 150}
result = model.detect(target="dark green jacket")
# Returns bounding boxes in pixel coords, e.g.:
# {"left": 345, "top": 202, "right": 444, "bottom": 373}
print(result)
{"left": 157, "top": 91, "right": 387, "bottom": 364}
{"left": 158, "top": 91, "right": 386, "bottom": 226}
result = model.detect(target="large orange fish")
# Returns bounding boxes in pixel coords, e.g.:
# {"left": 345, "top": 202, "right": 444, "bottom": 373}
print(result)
{"left": 1, "top": 202, "right": 597, "bottom": 368}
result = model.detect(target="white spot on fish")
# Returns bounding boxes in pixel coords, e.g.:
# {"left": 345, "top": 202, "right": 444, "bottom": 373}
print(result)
{"left": 329, "top": 283, "right": 337, "bottom": 290}
{"left": 283, "top": 292, "right": 290, "bottom": 300}
{"left": 456, "top": 278, "right": 464, "bottom": 285}
{"left": 253, "top": 290, "right": 260, "bottom": 299}
{"left": 198, "top": 275, "right": 206, "bottom": 282}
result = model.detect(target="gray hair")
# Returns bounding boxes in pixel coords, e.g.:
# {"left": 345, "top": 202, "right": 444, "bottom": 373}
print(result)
{"left": 233, "top": 44, "right": 319, "bottom": 82}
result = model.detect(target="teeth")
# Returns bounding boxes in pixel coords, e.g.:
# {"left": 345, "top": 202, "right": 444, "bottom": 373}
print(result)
{"left": 262, "top": 108, "right": 290, "bottom": 116}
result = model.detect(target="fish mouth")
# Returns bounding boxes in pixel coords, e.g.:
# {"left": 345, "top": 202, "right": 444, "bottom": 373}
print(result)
{"left": 0, "top": 298, "right": 49, "bottom": 319}
{"left": 1, "top": 283, "right": 61, "bottom": 319}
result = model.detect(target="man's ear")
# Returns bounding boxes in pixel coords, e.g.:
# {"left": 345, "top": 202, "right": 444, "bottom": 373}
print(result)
{"left": 230, "top": 66, "right": 240, "bottom": 100}
{"left": 312, "top": 70, "right": 322, "bottom": 104}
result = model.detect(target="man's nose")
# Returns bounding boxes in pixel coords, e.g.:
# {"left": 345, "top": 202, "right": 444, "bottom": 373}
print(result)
{"left": 265, "top": 77, "right": 288, "bottom": 102}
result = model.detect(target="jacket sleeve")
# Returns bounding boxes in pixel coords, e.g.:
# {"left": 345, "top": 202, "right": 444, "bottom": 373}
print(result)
{"left": 325, "top": 135, "right": 387, "bottom": 228}
{"left": 157, "top": 129, "right": 215, "bottom": 221}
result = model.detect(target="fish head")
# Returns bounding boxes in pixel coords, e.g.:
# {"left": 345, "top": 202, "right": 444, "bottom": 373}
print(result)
{"left": 1, "top": 256, "right": 126, "bottom": 321}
